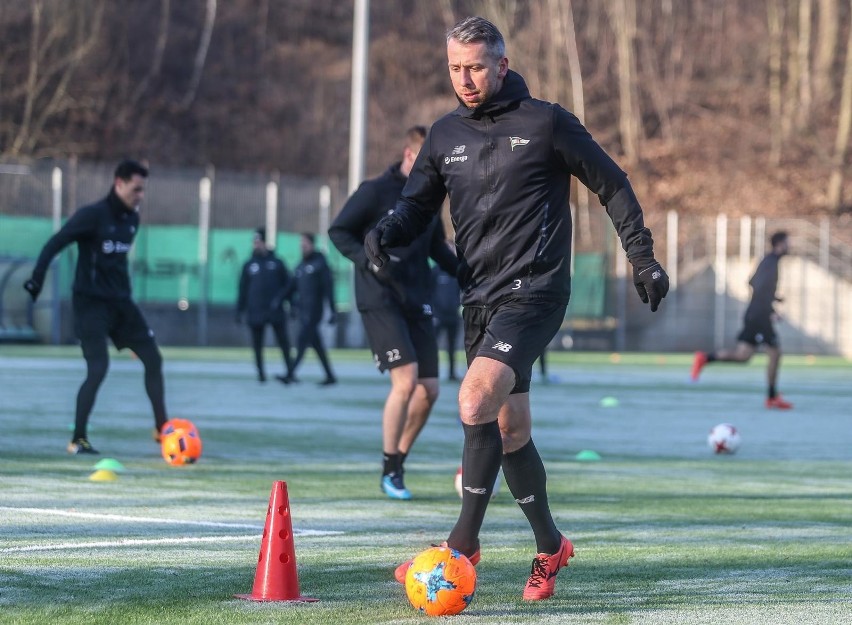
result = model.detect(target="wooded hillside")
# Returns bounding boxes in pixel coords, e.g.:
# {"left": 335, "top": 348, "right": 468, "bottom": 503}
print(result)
{"left": 2, "top": 0, "right": 851, "bottom": 217}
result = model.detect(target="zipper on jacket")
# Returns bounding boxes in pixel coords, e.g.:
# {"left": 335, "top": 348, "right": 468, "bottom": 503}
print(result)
{"left": 528, "top": 202, "right": 550, "bottom": 287}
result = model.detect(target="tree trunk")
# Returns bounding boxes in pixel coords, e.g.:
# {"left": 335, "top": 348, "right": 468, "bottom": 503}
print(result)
{"left": 795, "top": 0, "right": 813, "bottom": 130}
{"left": 607, "top": 0, "right": 641, "bottom": 166}
{"left": 813, "top": 0, "right": 839, "bottom": 106}
{"left": 826, "top": 9, "right": 852, "bottom": 210}
{"left": 131, "top": 0, "right": 170, "bottom": 104}
{"left": 178, "top": 0, "right": 217, "bottom": 112}
{"left": 768, "top": 0, "right": 785, "bottom": 166}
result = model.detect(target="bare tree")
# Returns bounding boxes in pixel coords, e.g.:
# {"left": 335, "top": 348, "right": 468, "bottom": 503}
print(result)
{"left": 177, "top": 0, "right": 217, "bottom": 112}
{"left": 813, "top": 0, "right": 839, "bottom": 106}
{"left": 768, "top": 0, "right": 786, "bottom": 165}
{"left": 606, "top": 0, "right": 642, "bottom": 165}
{"left": 131, "top": 0, "right": 170, "bottom": 104}
{"left": 4, "top": 0, "right": 105, "bottom": 158}
{"left": 827, "top": 9, "right": 852, "bottom": 211}
{"left": 795, "top": 0, "right": 813, "bottom": 130}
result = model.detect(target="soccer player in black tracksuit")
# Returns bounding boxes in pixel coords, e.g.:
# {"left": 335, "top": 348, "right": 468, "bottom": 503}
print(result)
{"left": 366, "top": 18, "right": 669, "bottom": 600}
{"left": 691, "top": 231, "right": 792, "bottom": 409}
{"left": 430, "top": 254, "right": 462, "bottom": 381}
{"left": 236, "top": 228, "right": 296, "bottom": 383}
{"left": 289, "top": 233, "right": 337, "bottom": 385}
{"left": 329, "top": 126, "right": 459, "bottom": 500}
{"left": 24, "top": 160, "right": 169, "bottom": 455}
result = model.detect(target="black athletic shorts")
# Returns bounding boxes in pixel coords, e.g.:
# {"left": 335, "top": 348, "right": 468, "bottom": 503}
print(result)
{"left": 737, "top": 313, "right": 778, "bottom": 347}
{"left": 463, "top": 299, "right": 566, "bottom": 394}
{"left": 73, "top": 294, "right": 156, "bottom": 353}
{"left": 361, "top": 305, "right": 439, "bottom": 377}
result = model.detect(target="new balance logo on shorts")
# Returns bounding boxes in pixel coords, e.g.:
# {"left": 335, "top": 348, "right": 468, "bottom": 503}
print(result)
{"left": 492, "top": 341, "right": 513, "bottom": 352}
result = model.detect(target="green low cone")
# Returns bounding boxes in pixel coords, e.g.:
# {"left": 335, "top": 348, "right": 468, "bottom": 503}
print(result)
{"left": 599, "top": 396, "right": 620, "bottom": 408}
{"left": 93, "top": 458, "right": 125, "bottom": 473}
{"left": 575, "top": 449, "right": 602, "bottom": 461}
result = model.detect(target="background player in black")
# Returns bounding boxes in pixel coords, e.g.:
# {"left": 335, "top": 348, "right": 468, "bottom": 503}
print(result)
{"left": 691, "top": 231, "right": 792, "bottom": 409}
{"left": 236, "top": 227, "right": 296, "bottom": 383}
{"left": 23, "top": 160, "right": 169, "bottom": 455}
{"left": 430, "top": 243, "right": 462, "bottom": 381}
{"left": 329, "top": 126, "right": 459, "bottom": 500}
{"left": 289, "top": 233, "right": 337, "bottom": 385}
{"left": 367, "top": 18, "right": 668, "bottom": 599}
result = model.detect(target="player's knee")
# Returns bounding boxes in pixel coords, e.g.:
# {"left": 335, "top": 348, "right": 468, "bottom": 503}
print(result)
{"left": 85, "top": 356, "right": 109, "bottom": 383}
{"left": 136, "top": 344, "right": 163, "bottom": 372}
{"left": 417, "top": 379, "right": 439, "bottom": 405}
{"left": 458, "top": 387, "right": 491, "bottom": 425}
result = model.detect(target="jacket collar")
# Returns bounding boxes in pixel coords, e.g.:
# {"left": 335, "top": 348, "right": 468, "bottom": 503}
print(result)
{"left": 454, "top": 69, "right": 531, "bottom": 119}
{"left": 106, "top": 188, "right": 133, "bottom": 215}
{"left": 386, "top": 162, "right": 406, "bottom": 183}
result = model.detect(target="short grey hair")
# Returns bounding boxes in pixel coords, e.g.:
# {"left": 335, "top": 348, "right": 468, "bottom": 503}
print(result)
{"left": 446, "top": 16, "right": 505, "bottom": 60}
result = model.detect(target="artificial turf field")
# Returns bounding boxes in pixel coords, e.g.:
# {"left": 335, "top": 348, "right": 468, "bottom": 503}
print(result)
{"left": 1, "top": 346, "right": 850, "bottom": 624}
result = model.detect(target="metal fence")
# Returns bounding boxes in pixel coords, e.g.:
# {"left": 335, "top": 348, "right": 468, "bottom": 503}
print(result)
{"left": 2, "top": 158, "right": 850, "bottom": 356}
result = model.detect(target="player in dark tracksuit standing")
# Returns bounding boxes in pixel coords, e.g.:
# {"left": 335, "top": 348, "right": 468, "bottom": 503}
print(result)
{"left": 691, "top": 231, "right": 792, "bottom": 409}
{"left": 366, "top": 18, "right": 669, "bottom": 600}
{"left": 23, "top": 160, "right": 169, "bottom": 455}
{"left": 236, "top": 228, "right": 296, "bottom": 383}
{"left": 289, "top": 233, "right": 337, "bottom": 385}
{"left": 329, "top": 126, "right": 459, "bottom": 500}
{"left": 430, "top": 257, "right": 462, "bottom": 381}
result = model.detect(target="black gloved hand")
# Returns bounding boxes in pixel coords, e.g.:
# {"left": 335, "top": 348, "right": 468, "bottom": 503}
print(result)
{"left": 364, "top": 227, "right": 389, "bottom": 268}
{"left": 632, "top": 261, "right": 669, "bottom": 312}
{"left": 24, "top": 278, "right": 42, "bottom": 302}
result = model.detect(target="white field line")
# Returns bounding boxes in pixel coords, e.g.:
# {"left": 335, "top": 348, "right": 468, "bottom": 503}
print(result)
{"left": 1, "top": 534, "right": 260, "bottom": 553}
{"left": 0, "top": 506, "right": 264, "bottom": 529}
{"left": 0, "top": 506, "right": 344, "bottom": 554}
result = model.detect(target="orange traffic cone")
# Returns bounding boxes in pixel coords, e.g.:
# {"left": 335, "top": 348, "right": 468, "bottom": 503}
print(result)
{"left": 235, "top": 481, "right": 318, "bottom": 602}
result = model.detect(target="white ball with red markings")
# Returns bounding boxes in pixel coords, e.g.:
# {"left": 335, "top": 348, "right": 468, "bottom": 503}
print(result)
{"left": 454, "top": 467, "right": 500, "bottom": 499}
{"left": 708, "top": 423, "right": 741, "bottom": 454}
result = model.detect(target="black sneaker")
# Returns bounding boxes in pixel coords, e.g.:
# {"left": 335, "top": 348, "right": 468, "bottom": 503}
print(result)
{"left": 67, "top": 438, "right": 99, "bottom": 455}
{"left": 275, "top": 374, "right": 297, "bottom": 385}
{"left": 318, "top": 377, "right": 337, "bottom": 386}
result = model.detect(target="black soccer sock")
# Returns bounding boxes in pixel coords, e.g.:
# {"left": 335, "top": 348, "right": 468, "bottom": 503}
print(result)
{"left": 74, "top": 351, "right": 109, "bottom": 440}
{"left": 135, "top": 342, "right": 168, "bottom": 431}
{"left": 768, "top": 384, "right": 777, "bottom": 399}
{"left": 250, "top": 325, "right": 266, "bottom": 378}
{"left": 501, "top": 438, "right": 561, "bottom": 554}
{"left": 447, "top": 421, "right": 502, "bottom": 557}
{"left": 383, "top": 452, "right": 401, "bottom": 476}
{"left": 399, "top": 451, "right": 408, "bottom": 468}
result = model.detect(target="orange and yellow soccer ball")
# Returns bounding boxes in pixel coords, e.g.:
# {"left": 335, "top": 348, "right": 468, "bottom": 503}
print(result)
{"left": 160, "top": 418, "right": 202, "bottom": 466}
{"left": 405, "top": 546, "right": 476, "bottom": 616}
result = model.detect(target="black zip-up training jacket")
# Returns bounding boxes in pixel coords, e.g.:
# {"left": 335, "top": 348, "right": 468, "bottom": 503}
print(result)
{"left": 329, "top": 163, "right": 459, "bottom": 315}
{"left": 745, "top": 252, "right": 781, "bottom": 319}
{"left": 237, "top": 250, "right": 293, "bottom": 326}
{"left": 31, "top": 189, "right": 139, "bottom": 300}
{"left": 292, "top": 250, "right": 336, "bottom": 324}
{"left": 377, "top": 70, "right": 656, "bottom": 307}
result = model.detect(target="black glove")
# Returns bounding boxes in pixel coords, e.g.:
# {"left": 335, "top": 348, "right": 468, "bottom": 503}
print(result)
{"left": 365, "top": 225, "right": 406, "bottom": 269}
{"left": 364, "top": 227, "right": 389, "bottom": 268}
{"left": 24, "top": 278, "right": 42, "bottom": 302}
{"left": 632, "top": 261, "right": 669, "bottom": 312}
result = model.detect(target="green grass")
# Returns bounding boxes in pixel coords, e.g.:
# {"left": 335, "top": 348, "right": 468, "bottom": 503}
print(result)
{"left": 1, "top": 346, "right": 850, "bottom": 624}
